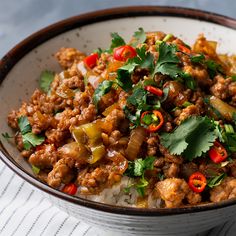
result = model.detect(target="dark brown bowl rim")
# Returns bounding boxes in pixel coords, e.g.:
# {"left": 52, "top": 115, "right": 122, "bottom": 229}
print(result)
{"left": 1, "top": 6, "right": 236, "bottom": 216}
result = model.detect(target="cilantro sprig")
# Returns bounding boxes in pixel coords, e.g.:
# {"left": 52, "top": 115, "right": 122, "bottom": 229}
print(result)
{"left": 17, "top": 116, "right": 45, "bottom": 150}
{"left": 131, "top": 27, "right": 147, "bottom": 47}
{"left": 125, "top": 156, "right": 155, "bottom": 196}
{"left": 160, "top": 116, "right": 218, "bottom": 161}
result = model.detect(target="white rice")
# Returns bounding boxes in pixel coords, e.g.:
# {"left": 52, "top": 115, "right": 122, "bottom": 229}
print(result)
{"left": 79, "top": 177, "right": 161, "bottom": 208}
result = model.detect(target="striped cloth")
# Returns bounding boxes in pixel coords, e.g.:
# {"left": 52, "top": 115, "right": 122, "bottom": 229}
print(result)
{"left": 0, "top": 160, "right": 236, "bottom": 236}
{"left": 0, "top": 160, "right": 110, "bottom": 236}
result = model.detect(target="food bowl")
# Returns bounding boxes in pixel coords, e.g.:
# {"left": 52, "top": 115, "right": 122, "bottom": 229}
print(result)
{"left": 1, "top": 6, "right": 236, "bottom": 236}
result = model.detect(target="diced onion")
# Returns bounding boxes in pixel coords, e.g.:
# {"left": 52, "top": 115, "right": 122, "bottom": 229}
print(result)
{"left": 125, "top": 127, "right": 147, "bottom": 160}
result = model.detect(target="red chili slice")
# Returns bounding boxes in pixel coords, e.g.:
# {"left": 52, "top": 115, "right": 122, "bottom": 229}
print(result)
{"left": 188, "top": 172, "right": 207, "bottom": 193}
{"left": 84, "top": 53, "right": 99, "bottom": 69}
{"left": 209, "top": 141, "right": 228, "bottom": 164}
{"left": 113, "top": 45, "right": 137, "bottom": 61}
{"left": 141, "top": 110, "right": 164, "bottom": 133}
{"left": 62, "top": 183, "right": 77, "bottom": 195}
{"left": 178, "top": 44, "right": 191, "bottom": 54}
{"left": 144, "top": 85, "right": 163, "bottom": 96}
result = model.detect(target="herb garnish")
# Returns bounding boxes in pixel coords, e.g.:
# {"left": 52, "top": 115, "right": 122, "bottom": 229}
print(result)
{"left": 110, "top": 32, "right": 126, "bottom": 51}
{"left": 131, "top": 27, "right": 146, "bottom": 47}
{"left": 207, "top": 173, "right": 226, "bottom": 188}
{"left": 160, "top": 116, "right": 218, "bottom": 161}
{"left": 93, "top": 80, "right": 114, "bottom": 107}
{"left": 125, "top": 156, "right": 155, "bottom": 196}
{"left": 17, "top": 116, "right": 45, "bottom": 150}
{"left": 1, "top": 132, "right": 13, "bottom": 140}
{"left": 39, "top": 71, "right": 54, "bottom": 93}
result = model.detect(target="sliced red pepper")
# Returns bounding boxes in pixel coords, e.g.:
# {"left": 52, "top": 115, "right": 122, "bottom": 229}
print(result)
{"left": 141, "top": 110, "right": 164, "bottom": 132}
{"left": 144, "top": 86, "right": 163, "bottom": 97}
{"left": 177, "top": 44, "right": 191, "bottom": 54}
{"left": 188, "top": 172, "right": 206, "bottom": 193}
{"left": 209, "top": 141, "right": 228, "bottom": 164}
{"left": 113, "top": 45, "right": 137, "bottom": 61}
{"left": 84, "top": 53, "right": 99, "bottom": 69}
{"left": 62, "top": 183, "right": 77, "bottom": 195}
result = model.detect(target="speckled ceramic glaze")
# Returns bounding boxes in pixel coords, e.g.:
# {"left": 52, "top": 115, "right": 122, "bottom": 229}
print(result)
{"left": 1, "top": 7, "right": 236, "bottom": 236}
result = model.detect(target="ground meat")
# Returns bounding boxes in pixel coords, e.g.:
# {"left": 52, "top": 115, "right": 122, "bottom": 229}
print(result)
{"left": 199, "top": 161, "right": 225, "bottom": 178}
{"left": 102, "top": 108, "right": 125, "bottom": 134}
{"left": 183, "top": 65, "right": 212, "bottom": 88}
{"left": 62, "top": 75, "right": 85, "bottom": 91}
{"left": 108, "top": 130, "right": 122, "bottom": 145}
{"left": 45, "top": 129, "right": 70, "bottom": 145}
{"left": 228, "top": 160, "right": 236, "bottom": 177}
{"left": 15, "top": 133, "right": 24, "bottom": 151}
{"left": 8, "top": 110, "right": 18, "bottom": 129}
{"left": 159, "top": 145, "right": 183, "bottom": 164}
{"left": 92, "top": 53, "right": 111, "bottom": 75}
{"left": 156, "top": 178, "right": 201, "bottom": 207}
{"left": 147, "top": 136, "right": 158, "bottom": 156}
{"left": 29, "top": 111, "right": 54, "bottom": 134}
{"left": 154, "top": 157, "right": 165, "bottom": 168}
{"left": 55, "top": 47, "right": 86, "bottom": 69}
{"left": 77, "top": 167, "right": 110, "bottom": 194}
{"left": 186, "top": 191, "right": 202, "bottom": 205}
{"left": 229, "top": 81, "right": 236, "bottom": 106}
{"left": 145, "top": 31, "right": 165, "bottom": 46}
{"left": 175, "top": 105, "right": 201, "bottom": 125}
{"left": 21, "top": 150, "right": 33, "bottom": 158}
{"left": 30, "top": 89, "right": 55, "bottom": 114}
{"left": 29, "top": 144, "right": 57, "bottom": 169}
{"left": 210, "top": 75, "right": 231, "bottom": 100}
{"left": 210, "top": 177, "right": 236, "bottom": 203}
{"left": 180, "top": 162, "right": 199, "bottom": 179}
{"left": 163, "top": 163, "right": 180, "bottom": 178}
{"left": 47, "top": 157, "right": 75, "bottom": 188}
{"left": 156, "top": 178, "right": 189, "bottom": 208}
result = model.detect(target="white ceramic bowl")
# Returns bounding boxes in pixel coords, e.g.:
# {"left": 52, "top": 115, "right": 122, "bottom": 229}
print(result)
{"left": 1, "top": 6, "right": 236, "bottom": 236}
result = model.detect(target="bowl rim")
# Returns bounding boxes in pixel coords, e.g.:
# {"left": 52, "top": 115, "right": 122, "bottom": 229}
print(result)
{"left": 1, "top": 6, "right": 236, "bottom": 216}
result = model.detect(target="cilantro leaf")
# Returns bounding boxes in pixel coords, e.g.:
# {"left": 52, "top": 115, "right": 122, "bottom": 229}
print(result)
{"left": 125, "top": 156, "right": 155, "bottom": 177}
{"left": 93, "top": 80, "right": 114, "bottom": 107}
{"left": 136, "top": 47, "right": 154, "bottom": 71}
{"left": 131, "top": 27, "right": 146, "bottom": 47}
{"left": 160, "top": 116, "right": 218, "bottom": 161}
{"left": 22, "top": 132, "right": 45, "bottom": 150}
{"left": 155, "top": 63, "right": 182, "bottom": 78}
{"left": 116, "top": 69, "right": 133, "bottom": 92}
{"left": 180, "top": 73, "right": 197, "bottom": 90}
{"left": 18, "top": 116, "right": 31, "bottom": 134}
{"left": 110, "top": 32, "right": 126, "bottom": 51}
{"left": 190, "top": 54, "right": 205, "bottom": 64}
{"left": 39, "top": 71, "right": 54, "bottom": 93}
{"left": 205, "top": 60, "right": 224, "bottom": 79}
{"left": 1, "top": 132, "right": 13, "bottom": 140}
{"left": 207, "top": 173, "right": 226, "bottom": 188}
{"left": 127, "top": 87, "right": 147, "bottom": 107}
{"left": 157, "top": 42, "right": 180, "bottom": 64}
{"left": 153, "top": 42, "right": 181, "bottom": 79}
{"left": 18, "top": 116, "right": 45, "bottom": 150}
{"left": 232, "top": 75, "right": 236, "bottom": 82}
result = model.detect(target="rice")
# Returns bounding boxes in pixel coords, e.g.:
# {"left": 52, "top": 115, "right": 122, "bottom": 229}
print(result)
{"left": 80, "top": 177, "right": 161, "bottom": 208}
